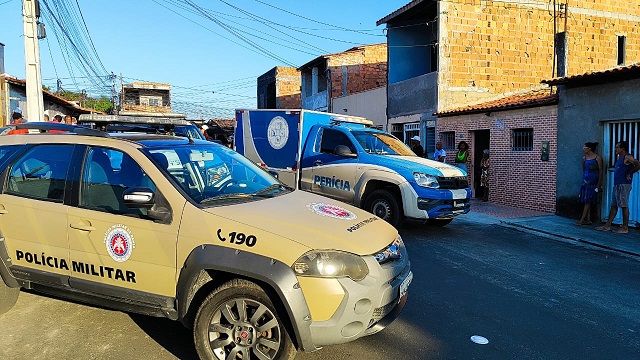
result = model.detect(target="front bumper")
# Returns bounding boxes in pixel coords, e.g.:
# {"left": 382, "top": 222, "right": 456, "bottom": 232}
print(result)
{"left": 306, "top": 250, "right": 411, "bottom": 347}
{"left": 417, "top": 197, "right": 471, "bottom": 218}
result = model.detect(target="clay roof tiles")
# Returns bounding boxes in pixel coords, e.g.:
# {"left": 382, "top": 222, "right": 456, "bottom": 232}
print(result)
{"left": 436, "top": 89, "right": 558, "bottom": 117}
{"left": 541, "top": 62, "right": 640, "bottom": 86}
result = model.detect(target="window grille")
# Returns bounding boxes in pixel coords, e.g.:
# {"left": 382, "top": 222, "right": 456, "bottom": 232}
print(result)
{"left": 404, "top": 122, "right": 420, "bottom": 144}
{"left": 440, "top": 131, "right": 455, "bottom": 151}
{"left": 512, "top": 128, "right": 533, "bottom": 151}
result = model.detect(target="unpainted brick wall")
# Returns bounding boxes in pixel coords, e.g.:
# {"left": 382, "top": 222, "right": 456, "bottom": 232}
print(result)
{"left": 327, "top": 44, "right": 388, "bottom": 99}
{"left": 274, "top": 67, "right": 301, "bottom": 109}
{"left": 438, "top": 105, "right": 558, "bottom": 212}
{"left": 438, "top": 0, "right": 640, "bottom": 111}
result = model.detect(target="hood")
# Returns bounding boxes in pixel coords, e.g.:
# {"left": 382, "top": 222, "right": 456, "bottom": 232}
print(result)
{"left": 203, "top": 191, "right": 398, "bottom": 255}
{"left": 370, "top": 155, "right": 465, "bottom": 177}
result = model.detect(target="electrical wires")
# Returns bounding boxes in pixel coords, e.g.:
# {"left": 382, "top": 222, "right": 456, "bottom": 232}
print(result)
{"left": 40, "top": 0, "right": 111, "bottom": 97}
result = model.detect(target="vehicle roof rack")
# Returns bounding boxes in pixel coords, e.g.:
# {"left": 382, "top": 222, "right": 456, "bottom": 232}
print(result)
{"left": 0, "top": 122, "right": 109, "bottom": 137}
{"left": 329, "top": 115, "right": 373, "bottom": 126}
{"left": 78, "top": 114, "right": 190, "bottom": 126}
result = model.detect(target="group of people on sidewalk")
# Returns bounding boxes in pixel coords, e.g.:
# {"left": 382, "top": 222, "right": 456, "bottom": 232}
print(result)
{"left": 576, "top": 140, "right": 640, "bottom": 234}
{"left": 11, "top": 108, "right": 77, "bottom": 125}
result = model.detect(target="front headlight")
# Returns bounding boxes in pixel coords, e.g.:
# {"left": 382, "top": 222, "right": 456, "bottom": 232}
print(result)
{"left": 414, "top": 172, "right": 440, "bottom": 188}
{"left": 293, "top": 250, "right": 369, "bottom": 281}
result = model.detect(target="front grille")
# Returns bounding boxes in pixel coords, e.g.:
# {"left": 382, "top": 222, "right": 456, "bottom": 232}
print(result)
{"left": 436, "top": 176, "right": 468, "bottom": 189}
{"left": 417, "top": 198, "right": 470, "bottom": 211}
{"left": 368, "top": 298, "right": 398, "bottom": 328}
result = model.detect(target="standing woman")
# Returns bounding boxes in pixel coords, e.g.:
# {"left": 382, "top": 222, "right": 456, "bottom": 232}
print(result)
{"left": 576, "top": 142, "right": 603, "bottom": 225}
{"left": 454, "top": 141, "right": 471, "bottom": 173}
{"left": 480, "top": 149, "right": 490, "bottom": 201}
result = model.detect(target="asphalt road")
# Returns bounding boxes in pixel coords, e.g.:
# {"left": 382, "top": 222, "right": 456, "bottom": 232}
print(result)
{"left": 1, "top": 218, "right": 639, "bottom": 360}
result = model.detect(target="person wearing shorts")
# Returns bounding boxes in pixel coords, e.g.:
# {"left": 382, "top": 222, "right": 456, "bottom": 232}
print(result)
{"left": 596, "top": 141, "right": 640, "bottom": 233}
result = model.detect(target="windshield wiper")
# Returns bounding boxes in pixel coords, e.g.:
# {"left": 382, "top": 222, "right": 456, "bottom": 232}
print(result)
{"left": 252, "top": 184, "right": 287, "bottom": 197}
{"left": 199, "top": 193, "right": 252, "bottom": 204}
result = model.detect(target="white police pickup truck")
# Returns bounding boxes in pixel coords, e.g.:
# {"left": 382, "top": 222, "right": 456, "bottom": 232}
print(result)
{"left": 235, "top": 109, "right": 471, "bottom": 227}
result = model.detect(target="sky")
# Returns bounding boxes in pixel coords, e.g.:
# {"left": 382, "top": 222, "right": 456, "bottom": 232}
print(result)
{"left": 0, "top": 0, "right": 409, "bottom": 119}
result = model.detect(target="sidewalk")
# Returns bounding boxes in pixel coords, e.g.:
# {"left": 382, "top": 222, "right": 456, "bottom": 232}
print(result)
{"left": 463, "top": 199, "right": 640, "bottom": 258}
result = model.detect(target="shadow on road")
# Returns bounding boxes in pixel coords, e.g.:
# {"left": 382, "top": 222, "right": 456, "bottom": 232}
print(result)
{"left": 129, "top": 313, "right": 199, "bottom": 359}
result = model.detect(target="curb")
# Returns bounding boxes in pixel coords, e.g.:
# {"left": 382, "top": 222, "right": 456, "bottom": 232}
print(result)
{"left": 498, "top": 221, "right": 640, "bottom": 259}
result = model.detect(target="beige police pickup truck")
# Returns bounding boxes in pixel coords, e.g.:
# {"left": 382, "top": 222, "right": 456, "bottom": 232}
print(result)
{"left": 0, "top": 120, "right": 412, "bottom": 360}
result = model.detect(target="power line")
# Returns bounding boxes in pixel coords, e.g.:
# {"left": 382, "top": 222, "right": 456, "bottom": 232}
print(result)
{"left": 250, "top": 0, "right": 384, "bottom": 37}
{"left": 218, "top": 0, "right": 365, "bottom": 46}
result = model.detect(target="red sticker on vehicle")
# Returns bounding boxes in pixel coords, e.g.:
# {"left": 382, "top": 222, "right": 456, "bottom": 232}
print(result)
{"left": 306, "top": 203, "right": 357, "bottom": 220}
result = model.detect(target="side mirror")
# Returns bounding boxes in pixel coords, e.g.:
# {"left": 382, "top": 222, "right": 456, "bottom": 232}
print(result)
{"left": 123, "top": 187, "right": 155, "bottom": 209}
{"left": 335, "top": 145, "right": 357, "bottom": 158}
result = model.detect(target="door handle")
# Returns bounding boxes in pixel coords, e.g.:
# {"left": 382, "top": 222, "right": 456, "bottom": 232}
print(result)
{"left": 0, "top": 204, "right": 7, "bottom": 214}
{"left": 70, "top": 222, "right": 96, "bottom": 232}
{"left": 314, "top": 160, "right": 323, "bottom": 166}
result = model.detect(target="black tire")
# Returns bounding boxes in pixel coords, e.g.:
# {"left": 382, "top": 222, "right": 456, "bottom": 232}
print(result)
{"left": 426, "top": 218, "right": 453, "bottom": 227}
{"left": 364, "top": 189, "right": 403, "bottom": 228}
{"left": 0, "top": 277, "right": 19, "bottom": 315}
{"left": 194, "top": 279, "right": 296, "bottom": 360}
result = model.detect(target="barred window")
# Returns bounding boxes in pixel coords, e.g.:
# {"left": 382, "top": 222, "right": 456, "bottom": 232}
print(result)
{"left": 512, "top": 128, "right": 533, "bottom": 151}
{"left": 440, "top": 131, "right": 455, "bottom": 151}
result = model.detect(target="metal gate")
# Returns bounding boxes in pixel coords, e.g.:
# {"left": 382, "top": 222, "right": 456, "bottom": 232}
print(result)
{"left": 404, "top": 122, "right": 420, "bottom": 144}
{"left": 603, "top": 120, "right": 640, "bottom": 225}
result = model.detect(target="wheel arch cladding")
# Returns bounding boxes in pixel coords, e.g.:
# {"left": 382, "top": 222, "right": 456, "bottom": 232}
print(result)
{"left": 176, "top": 245, "right": 316, "bottom": 351}
{"left": 362, "top": 179, "right": 401, "bottom": 204}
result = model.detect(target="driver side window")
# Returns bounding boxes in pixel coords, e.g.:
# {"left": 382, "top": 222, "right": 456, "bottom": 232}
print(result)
{"left": 80, "top": 147, "right": 156, "bottom": 217}
{"left": 319, "top": 128, "right": 356, "bottom": 155}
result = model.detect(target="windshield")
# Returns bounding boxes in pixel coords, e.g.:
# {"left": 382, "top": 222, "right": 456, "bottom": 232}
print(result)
{"left": 174, "top": 124, "right": 206, "bottom": 140}
{"left": 352, "top": 131, "right": 415, "bottom": 156}
{"left": 143, "top": 144, "right": 288, "bottom": 205}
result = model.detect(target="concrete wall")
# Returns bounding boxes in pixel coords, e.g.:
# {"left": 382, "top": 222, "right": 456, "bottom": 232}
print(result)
{"left": 387, "top": 22, "right": 435, "bottom": 84}
{"left": 556, "top": 78, "right": 640, "bottom": 218}
{"left": 438, "top": 105, "right": 558, "bottom": 212}
{"left": 302, "top": 90, "right": 328, "bottom": 112}
{"left": 388, "top": 72, "right": 437, "bottom": 118}
{"left": 331, "top": 86, "right": 387, "bottom": 129}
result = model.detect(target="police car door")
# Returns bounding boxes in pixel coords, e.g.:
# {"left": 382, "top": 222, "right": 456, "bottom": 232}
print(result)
{"left": 0, "top": 144, "right": 74, "bottom": 283}
{"left": 307, "top": 128, "right": 357, "bottom": 203}
{"left": 67, "top": 146, "right": 183, "bottom": 300}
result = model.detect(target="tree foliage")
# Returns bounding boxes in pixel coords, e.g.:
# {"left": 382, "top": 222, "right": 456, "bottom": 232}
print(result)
{"left": 56, "top": 90, "right": 114, "bottom": 113}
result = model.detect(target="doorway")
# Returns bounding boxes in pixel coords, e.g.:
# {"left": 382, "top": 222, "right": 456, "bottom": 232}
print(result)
{"left": 472, "top": 130, "right": 490, "bottom": 198}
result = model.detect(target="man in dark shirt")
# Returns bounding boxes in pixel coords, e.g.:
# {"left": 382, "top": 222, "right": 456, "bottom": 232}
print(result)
{"left": 410, "top": 135, "right": 424, "bottom": 157}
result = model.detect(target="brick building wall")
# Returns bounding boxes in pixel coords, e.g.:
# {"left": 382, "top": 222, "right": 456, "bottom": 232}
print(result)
{"left": 438, "top": 105, "right": 558, "bottom": 212}
{"left": 274, "top": 67, "right": 301, "bottom": 109}
{"left": 438, "top": 0, "right": 640, "bottom": 111}
{"left": 327, "top": 43, "right": 388, "bottom": 99}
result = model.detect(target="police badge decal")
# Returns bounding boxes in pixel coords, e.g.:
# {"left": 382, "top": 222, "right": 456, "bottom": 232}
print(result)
{"left": 306, "top": 202, "right": 357, "bottom": 220}
{"left": 104, "top": 224, "right": 136, "bottom": 262}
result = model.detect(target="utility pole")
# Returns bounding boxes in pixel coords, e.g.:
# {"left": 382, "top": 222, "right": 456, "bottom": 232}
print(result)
{"left": 23, "top": 0, "right": 44, "bottom": 122}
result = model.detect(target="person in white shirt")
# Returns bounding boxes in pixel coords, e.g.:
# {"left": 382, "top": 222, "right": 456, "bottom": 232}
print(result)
{"left": 434, "top": 141, "right": 446, "bottom": 162}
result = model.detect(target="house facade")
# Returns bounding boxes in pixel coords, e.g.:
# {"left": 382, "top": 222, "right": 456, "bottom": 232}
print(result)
{"left": 257, "top": 66, "right": 301, "bottom": 109}
{"left": 1, "top": 75, "right": 99, "bottom": 124}
{"left": 437, "top": 89, "right": 558, "bottom": 211}
{"left": 298, "top": 43, "right": 387, "bottom": 112}
{"left": 543, "top": 63, "right": 640, "bottom": 223}
{"left": 120, "top": 81, "right": 183, "bottom": 117}
{"left": 377, "top": 0, "right": 640, "bottom": 153}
